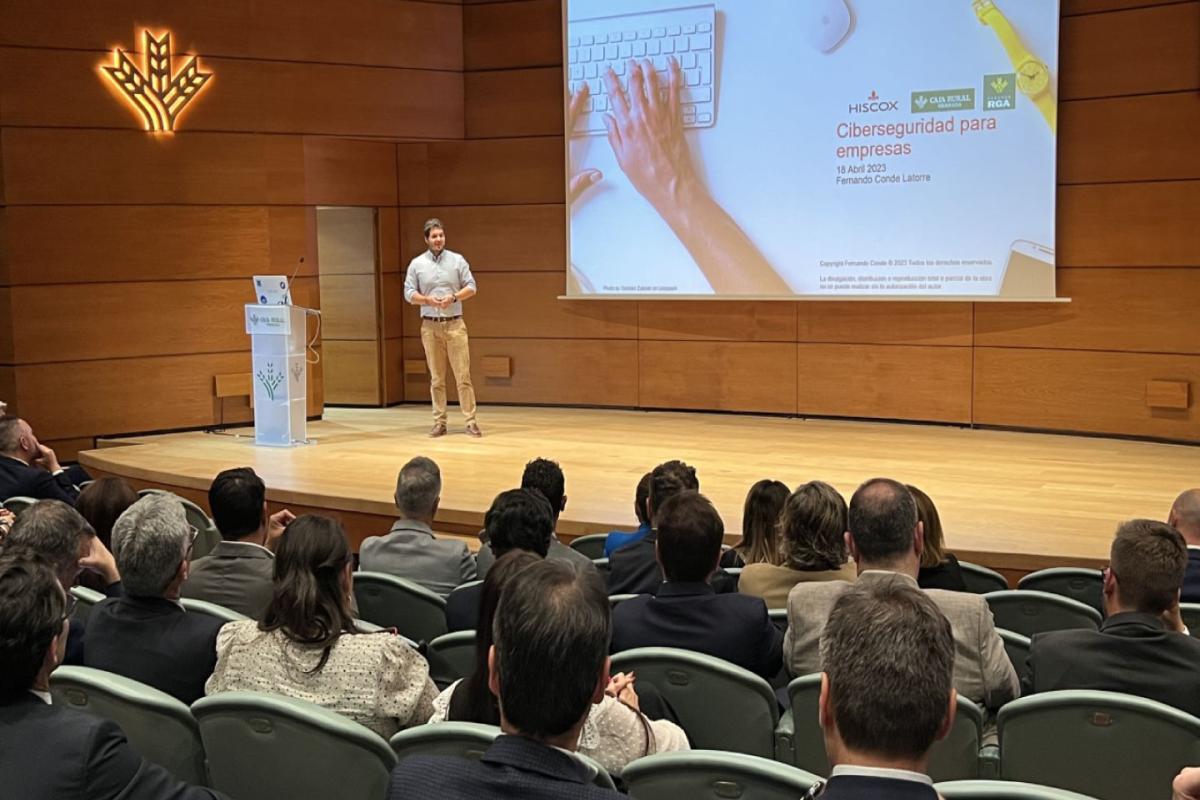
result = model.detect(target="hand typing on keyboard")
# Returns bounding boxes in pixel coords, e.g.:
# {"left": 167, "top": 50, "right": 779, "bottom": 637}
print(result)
{"left": 567, "top": 84, "right": 604, "bottom": 204}
{"left": 599, "top": 58, "right": 791, "bottom": 295}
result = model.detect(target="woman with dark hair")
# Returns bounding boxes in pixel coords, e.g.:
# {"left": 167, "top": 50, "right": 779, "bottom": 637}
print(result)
{"left": 206, "top": 514, "right": 437, "bottom": 736}
{"left": 910, "top": 484, "right": 967, "bottom": 591}
{"left": 74, "top": 477, "right": 138, "bottom": 592}
{"left": 721, "top": 479, "right": 789, "bottom": 568}
{"left": 430, "top": 550, "right": 688, "bottom": 773}
{"left": 739, "top": 480, "right": 856, "bottom": 608}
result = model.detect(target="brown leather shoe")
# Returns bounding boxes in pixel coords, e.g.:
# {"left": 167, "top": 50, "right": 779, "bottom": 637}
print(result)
{"left": 465, "top": 422, "right": 483, "bottom": 438}
{"left": 428, "top": 422, "right": 447, "bottom": 438}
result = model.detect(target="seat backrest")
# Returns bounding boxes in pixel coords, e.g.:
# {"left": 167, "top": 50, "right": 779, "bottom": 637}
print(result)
{"left": 936, "top": 779, "right": 1101, "bottom": 799}
{"left": 390, "top": 720, "right": 499, "bottom": 762}
{"left": 1017, "top": 568, "right": 1104, "bottom": 615}
{"left": 768, "top": 607, "right": 788, "bottom": 632}
{"left": 353, "top": 571, "right": 447, "bottom": 644}
{"left": 787, "top": 674, "right": 984, "bottom": 781}
{"left": 611, "top": 647, "right": 779, "bottom": 758}
{"left": 568, "top": 533, "right": 608, "bottom": 559}
{"left": 427, "top": 630, "right": 477, "bottom": 686}
{"left": 1179, "top": 603, "right": 1200, "bottom": 638}
{"left": 997, "top": 628, "right": 1031, "bottom": 682}
{"left": 608, "top": 593, "right": 639, "bottom": 607}
{"left": 180, "top": 597, "right": 250, "bottom": 624}
{"left": 51, "top": 666, "right": 208, "bottom": 786}
{"left": 592, "top": 557, "right": 611, "bottom": 576}
{"left": 1, "top": 495, "right": 38, "bottom": 515}
{"left": 192, "top": 691, "right": 396, "bottom": 800}
{"left": 998, "top": 690, "right": 1200, "bottom": 799}
{"left": 69, "top": 584, "right": 107, "bottom": 625}
{"left": 176, "top": 496, "right": 221, "bottom": 560}
{"left": 959, "top": 561, "right": 1009, "bottom": 594}
{"left": 984, "top": 590, "right": 1101, "bottom": 638}
{"left": 621, "top": 750, "right": 819, "bottom": 800}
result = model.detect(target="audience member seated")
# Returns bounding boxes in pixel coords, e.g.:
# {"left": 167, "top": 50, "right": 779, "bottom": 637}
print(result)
{"left": 3, "top": 500, "right": 120, "bottom": 665}
{"left": 85, "top": 494, "right": 224, "bottom": 704}
{"left": 0, "top": 552, "right": 219, "bottom": 800}
{"left": 911, "top": 484, "right": 967, "bottom": 592}
{"left": 389, "top": 559, "right": 627, "bottom": 800}
{"left": 207, "top": 514, "right": 437, "bottom": 737}
{"left": 786, "top": 478, "right": 1018, "bottom": 717}
{"left": 603, "top": 472, "right": 652, "bottom": 559}
{"left": 720, "top": 478, "right": 788, "bottom": 569}
{"left": 0, "top": 415, "right": 91, "bottom": 502}
{"left": 476, "top": 458, "right": 595, "bottom": 576}
{"left": 739, "top": 480, "right": 854, "bottom": 607}
{"left": 1024, "top": 519, "right": 1200, "bottom": 716}
{"left": 445, "top": 488, "right": 553, "bottom": 632}
{"left": 74, "top": 477, "right": 139, "bottom": 593}
{"left": 611, "top": 491, "right": 782, "bottom": 681}
{"left": 610, "top": 459, "right": 738, "bottom": 596}
{"left": 360, "top": 456, "right": 476, "bottom": 598}
{"left": 181, "top": 467, "right": 292, "bottom": 619}
{"left": 434, "top": 549, "right": 689, "bottom": 774}
{"left": 814, "top": 579, "right": 955, "bottom": 799}
{"left": 1170, "top": 489, "right": 1200, "bottom": 602}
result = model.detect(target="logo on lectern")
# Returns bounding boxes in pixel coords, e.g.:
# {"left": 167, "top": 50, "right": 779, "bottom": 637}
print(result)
{"left": 100, "top": 29, "right": 213, "bottom": 133}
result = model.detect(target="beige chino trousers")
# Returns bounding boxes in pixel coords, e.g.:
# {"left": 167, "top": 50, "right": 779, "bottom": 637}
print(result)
{"left": 420, "top": 318, "right": 477, "bottom": 425}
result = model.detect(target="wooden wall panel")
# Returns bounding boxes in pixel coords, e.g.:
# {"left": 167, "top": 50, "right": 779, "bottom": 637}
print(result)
{"left": 639, "top": 341, "right": 797, "bottom": 414}
{"left": 318, "top": 275, "right": 378, "bottom": 341}
{"left": 398, "top": 205, "right": 565, "bottom": 270}
{"left": 639, "top": 301, "right": 796, "bottom": 343}
{"left": 3, "top": 206, "right": 314, "bottom": 284}
{"left": 403, "top": 336, "right": 639, "bottom": 407}
{"left": 0, "top": 48, "right": 463, "bottom": 139}
{"left": 0, "top": 288, "right": 12, "bottom": 363}
{"left": 397, "top": 139, "right": 564, "bottom": 206}
{"left": 2, "top": 128, "right": 306, "bottom": 205}
{"left": 1064, "top": 0, "right": 1183, "bottom": 13}
{"left": 0, "top": 0, "right": 463, "bottom": 71}
{"left": 6, "top": 277, "right": 318, "bottom": 364}
{"left": 0, "top": 368, "right": 15, "bottom": 413}
{"left": 1058, "top": 182, "right": 1200, "bottom": 267}
{"left": 1059, "top": 93, "right": 1200, "bottom": 184}
{"left": 463, "top": 0, "right": 561, "bottom": 71}
{"left": 975, "top": 269, "right": 1200, "bottom": 354}
{"left": 380, "top": 273, "right": 405, "bottom": 341}
{"left": 797, "top": 344, "right": 973, "bottom": 424}
{"left": 796, "top": 303, "right": 973, "bottom": 346}
{"left": 378, "top": 207, "right": 401, "bottom": 274}
{"left": 974, "top": 348, "right": 1200, "bottom": 441}
{"left": 383, "top": 337, "right": 405, "bottom": 405}
{"left": 304, "top": 139, "right": 399, "bottom": 207}
{"left": 0, "top": 209, "right": 8, "bottom": 284}
{"left": 316, "top": 207, "right": 378, "bottom": 275}
{"left": 1060, "top": 2, "right": 1200, "bottom": 98}
{"left": 323, "top": 340, "right": 382, "bottom": 405}
{"left": 465, "top": 67, "right": 562, "bottom": 138}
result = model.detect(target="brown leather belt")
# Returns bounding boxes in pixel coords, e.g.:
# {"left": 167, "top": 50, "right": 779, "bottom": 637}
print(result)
{"left": 424, "top": 316, "right": 462, "bottom": 323}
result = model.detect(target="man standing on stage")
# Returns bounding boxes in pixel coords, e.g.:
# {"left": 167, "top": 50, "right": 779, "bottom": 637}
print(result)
{"left": 404, "top": 218, "right": 481, "bottom": 438}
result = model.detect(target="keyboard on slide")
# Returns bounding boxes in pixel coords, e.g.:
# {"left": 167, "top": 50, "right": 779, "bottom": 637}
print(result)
{"left": 567, "top": 4, "right": 717, "bottom": 135}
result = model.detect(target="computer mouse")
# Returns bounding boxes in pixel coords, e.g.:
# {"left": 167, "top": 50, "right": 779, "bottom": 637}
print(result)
{"left": 804, "top": 0, "right": 852, "bottom": 52}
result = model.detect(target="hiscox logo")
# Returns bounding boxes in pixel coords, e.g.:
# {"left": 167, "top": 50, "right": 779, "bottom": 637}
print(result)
{"left": 849, "top": 90, "right": 899, "bottom": 114}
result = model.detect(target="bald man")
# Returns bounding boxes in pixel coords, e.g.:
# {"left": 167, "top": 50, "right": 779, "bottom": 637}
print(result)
{"left": 1170, "top": 490, "right": 1200, "bottom": 602}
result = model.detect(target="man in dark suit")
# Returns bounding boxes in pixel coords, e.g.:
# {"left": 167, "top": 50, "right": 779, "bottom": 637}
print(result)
{"left": 610, "top": 490, "right": 782, "bottom": 680}
{"left": 4, "top": 500, "right": 122, "bottom": 665}
{"left": 608, "top": 459, "right": 696, "bottom": 596}
{"left": 1025, "top": 519, "right": 1200, "bottom": 717}
{"left": 445, "top": 488, "right": 552, "bottom": 632}
{"left": 389, "top": 559, "right": 626, "bottom": 799}
{"left": 810, "top": 580, "right": 953, "bottom": 799}
{"left": 1169, "top": 490, "right": 1200, "bottom": 602}
{"left": 0, "top": 414, "right": 91, "bottom": 502}
{"left": 85, "top": 494, "right": 225, "bottom": 704}
{"left": 181, "top": 467, "right": 293, "bottom": 619}
{"left": 0, "top": 552, "right": 218, "bottom": 799}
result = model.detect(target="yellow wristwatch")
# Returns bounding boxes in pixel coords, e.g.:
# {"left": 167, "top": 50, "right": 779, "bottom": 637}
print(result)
{"left": 973, "top": 0, "right": 1056, "bottom": 133}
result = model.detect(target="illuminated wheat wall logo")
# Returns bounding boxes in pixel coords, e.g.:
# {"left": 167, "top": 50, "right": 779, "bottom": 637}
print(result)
{"left": 101, "top": 30, "right": 213, "bottom": 132}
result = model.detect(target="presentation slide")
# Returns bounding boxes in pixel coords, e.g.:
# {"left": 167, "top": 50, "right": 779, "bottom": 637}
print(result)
{"left": 564, "top": 0, "right": 1060, "bottom": 299}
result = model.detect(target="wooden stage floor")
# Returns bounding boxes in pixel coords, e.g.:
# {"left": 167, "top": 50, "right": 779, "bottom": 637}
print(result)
{"left": 80, "top": 405, "right": 1200, "bottom": 573}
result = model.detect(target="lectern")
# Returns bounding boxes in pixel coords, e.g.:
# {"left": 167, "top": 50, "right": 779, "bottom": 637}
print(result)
{"left": 244, "top": 304, "right": 309, "bottom": 446}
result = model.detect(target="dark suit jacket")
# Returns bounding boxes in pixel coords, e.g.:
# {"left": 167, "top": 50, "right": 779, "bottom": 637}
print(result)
{"left": 0, "top": 694, "right": 219, "bottom": 800}
{"left": 445, "top": 581, "right": 482, "bottom": 632}
{"left": 1024, "top": 611, "right": 1200, "bottom": 717}
{"left": 1181, "top": 548, "right": 1200, "bottom": 603}
{"left": 388, "top": 734, "right": 626, "bottom": 799}
{"left": 607, "top": 533, "right": 737, "bottom": 596}
{"left": 181, "top": 540, "right": 275, "bottom": 619}
{"left": 813, "top": 775, "right": 938, "bottom": 799}
{"left": 64, "top": 580, "right": 123, "bottom": 666}
{"left": 917, "top": 553, "right": 967, "bottom": 592}
{"left": 611, "top": 582, "right": 782, "bottom": 680}
{"left": 0, "top": 456, "right": 85, "bottom": 502}
{"left": 83, "top": 595, "right": 226, "bottom": 704}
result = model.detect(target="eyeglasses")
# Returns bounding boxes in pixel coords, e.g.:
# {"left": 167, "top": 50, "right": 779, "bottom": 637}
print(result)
{"left": 185, "top": 525, "right": 199, "bottom": 557}
{"left": 60, "top": 593, "right": 77, "bottom": 625}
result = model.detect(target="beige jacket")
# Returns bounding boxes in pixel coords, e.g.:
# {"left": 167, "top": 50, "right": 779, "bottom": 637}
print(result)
{"left": 739, "top": 561, "right": 857, "bottom": 609}
{"left": 783, "top": 570, "right": 1019, "bottom": 711}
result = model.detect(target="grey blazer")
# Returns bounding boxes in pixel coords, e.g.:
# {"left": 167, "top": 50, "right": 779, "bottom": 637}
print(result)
{"left": 181, "top": 540, "right": 275, "bottom": 619}
{"left": 784, "top": 570, "right": 1019, "bottom": 711}
{"left": 359, "top": 519, "right": 477, "bottom": 598}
